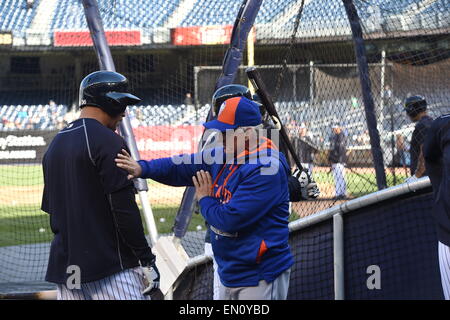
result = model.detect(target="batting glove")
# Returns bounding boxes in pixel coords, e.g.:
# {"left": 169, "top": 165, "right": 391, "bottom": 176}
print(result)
{"left": 293, "top": 169, "right": 320, "bottom": 200}
{"left": 141, "top": 258, "right": 160, "bottom": 295}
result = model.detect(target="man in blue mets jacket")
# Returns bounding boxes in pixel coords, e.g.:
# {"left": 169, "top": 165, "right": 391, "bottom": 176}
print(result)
{"left": 115, "top": 96, "right": 294, "bottom": 299}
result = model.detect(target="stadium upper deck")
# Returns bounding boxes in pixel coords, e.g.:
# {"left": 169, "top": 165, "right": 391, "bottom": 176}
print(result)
{"left": 0, "top": 0, "right": 448, "bottom": 47}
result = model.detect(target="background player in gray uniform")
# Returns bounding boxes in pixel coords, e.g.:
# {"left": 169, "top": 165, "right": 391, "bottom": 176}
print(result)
{"left": 423, "top": 113, "right": 450, "bottom": 300}
{"left": 41, "top": 71, "right": 160, "bottom": 300}
{"left": 328, "top": 124, "right": 347, "bottom": 199}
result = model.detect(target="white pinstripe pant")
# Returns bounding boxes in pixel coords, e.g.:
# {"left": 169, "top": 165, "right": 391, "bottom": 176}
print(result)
{"left": 438, "top": 241, "right": 450, "bottom": 300}
{"left": 56, "top": 267, "right": 150, "bottom": 300}
{"left": 332, "top": 163, "right": 346, "bottom": 197}
{"left": 204, "top": 242, "right": 220, "bottom": 300}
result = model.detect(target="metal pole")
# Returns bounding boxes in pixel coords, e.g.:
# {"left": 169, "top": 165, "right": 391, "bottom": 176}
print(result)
{"left": 247, "top": 26, "right": 256, "bottom": 93}
{"left": 333, "top": 212, "right": 345, "bottom": 300}
{"left": 309, "top": 61, "right": 314, "bottom": 103}
{"left": 379, "top": 51, "right": 385, "bottom": 134}
{"left": 342, "top": 0, "right": 387, "bottom": 190}
{"left": 194, "top": 66, "right": 200, "bottom": 109}
{"left": 292, "top": 67, "right": 297, "bottom": 102}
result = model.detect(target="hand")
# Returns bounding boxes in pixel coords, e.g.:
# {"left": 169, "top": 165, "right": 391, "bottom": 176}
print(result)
{"left": 115, "top": 149, "right": 142, "bottom": 180}
{"left": 192, "top": 170, "right": 213, "bottom": 201}
{"left": 293, "top": 168, "right": 320, "bottom": 200}
{"left": 141, "top": 259, "right": 160, "bottom": 295}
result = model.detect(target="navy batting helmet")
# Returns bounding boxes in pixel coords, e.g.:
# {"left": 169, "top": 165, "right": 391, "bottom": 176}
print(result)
{"left": 212, "top": 84, "right": 252, "bottom": 117}
{"left": 79, "top": 71, "right": 141, "bottom": 116}
{"left": 404, "top": 95, "right": 427, "bottom": 118}
{"left": 252, "top": 93, "right": 267, "bottom": 117}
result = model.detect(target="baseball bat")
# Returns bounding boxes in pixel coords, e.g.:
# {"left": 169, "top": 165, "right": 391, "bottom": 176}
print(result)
{"left": 246, "top": 66, "right": 304, "bottom": 171}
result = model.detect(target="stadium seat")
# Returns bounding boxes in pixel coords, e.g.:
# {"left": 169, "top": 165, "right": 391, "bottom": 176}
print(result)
{"left": 0, "top": 0, "right": 39, "bottom": 36}
{"left": 50, "top": 0, "right": 180, "bottom": 32}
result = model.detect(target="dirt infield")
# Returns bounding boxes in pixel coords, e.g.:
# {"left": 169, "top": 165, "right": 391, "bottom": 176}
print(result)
{"left": 0, "top": 186, "right": 44, "bottom": 206}
{"left": 0, "top": 177, "right": 342, "bottom": 215}
{"left": 292, "top": 199, "right": 346, "bottom": 218}
{"left": 138, "top": 183, "right": 186, "bottom": 206}
{"left": 0, "top": 182, "right": 186, "bottom": 207}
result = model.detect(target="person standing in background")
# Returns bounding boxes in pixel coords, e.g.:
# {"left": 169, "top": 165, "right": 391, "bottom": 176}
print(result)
{"left": 184, "top": 92, "right": 195, "bottom": 114}
{"left": 295, "top": 123, "right": 317, "bottom": 176}
{"left": 328, "top": 124, "right": 347, "bottom": 199}
{"left": 404, "top": 95, "right": 433, "bottom": 181}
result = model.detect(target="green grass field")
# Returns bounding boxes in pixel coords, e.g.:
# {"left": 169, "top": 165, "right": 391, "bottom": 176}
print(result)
{"left": 313, "top": 169, "right": 408, "bottom": 197}
{"left": 0, "top": 165, "right": 44, "bottom": 186}
{"left": 0, "top": 204, "right": 206, "bottom": 247}
{"left": 0, "top": 164, "right": 408, "bottom": 247}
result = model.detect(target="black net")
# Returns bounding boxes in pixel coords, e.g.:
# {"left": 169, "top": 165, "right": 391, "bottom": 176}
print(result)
{"left": 344, "top": 191, "right": 443, "bottom": 299}
{"left": 0, "top": 0, "right": 449, "bottom": 298}
{"left": 288, "top": 220, "right": 334, "bottom": 300}
{"left": 174, "top": 188, "right": 444, "bottom": 300}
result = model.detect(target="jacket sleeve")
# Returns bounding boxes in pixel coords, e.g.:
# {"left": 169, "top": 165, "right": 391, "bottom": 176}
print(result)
{"left": 198, "top": 166, "right": 287, "bottom": 234}
{"left": 109, "top": 185, "right": 155, "bottom": 265}
{"left": 138, "top": 152, "right": 209, "bottom": 187}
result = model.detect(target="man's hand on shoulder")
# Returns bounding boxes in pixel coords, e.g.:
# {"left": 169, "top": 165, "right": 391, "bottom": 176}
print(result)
{"left": 115, "top": 149, "right": 142, "bottom": 179}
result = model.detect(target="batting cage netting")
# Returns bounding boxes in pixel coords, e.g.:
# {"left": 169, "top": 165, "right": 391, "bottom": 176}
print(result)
{"left": 0, "top": 0, "right": 449, "bottom": 298}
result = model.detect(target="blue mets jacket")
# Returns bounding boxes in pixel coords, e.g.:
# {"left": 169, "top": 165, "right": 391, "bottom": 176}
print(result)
{"left": 138, "top": 138, "right": 294, "bottom": 287}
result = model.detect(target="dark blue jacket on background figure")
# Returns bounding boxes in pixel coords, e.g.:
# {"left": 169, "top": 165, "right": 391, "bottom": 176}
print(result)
{"left": 423, "top": 114, "right": 450, "bottom": 247}
{"left": 328, "top": 131, "right": 347, "bottom": 164}
{"left": 410, "top": 115, "right": 433, "bottom": 175}
{"left": 138, "top": 138, "right": 294, "bottom": 287}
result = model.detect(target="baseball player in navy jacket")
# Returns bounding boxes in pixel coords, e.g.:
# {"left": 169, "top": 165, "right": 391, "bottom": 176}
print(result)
{"left": 42, "top": 71, "right": 159, "bottom": 300}
{"left": 116, "top": 96, "right": 294, "bottom": 299}
{"left": 423, "top": 113, "right": 450, "bottom": 300}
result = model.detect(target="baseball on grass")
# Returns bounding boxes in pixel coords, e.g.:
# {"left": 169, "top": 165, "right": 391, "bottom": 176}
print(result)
{"left": 196, "top": 225, "right": 203, "bottom": 231}
{"left": 39, "top": 228, "right": 45, "bottom": 233}
{"left": 159, "top": 217, "right": 166, "bottom": 223}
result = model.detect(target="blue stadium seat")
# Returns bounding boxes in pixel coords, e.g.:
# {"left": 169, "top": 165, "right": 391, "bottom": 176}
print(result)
{"left": 0, "top": 0, "right": 40, "bottom": 36}
{"left": 180, "top": 0, "right": 243, "bottom": 27}
{"left": 51, "top": 0, "right": 180, "bottom": 32}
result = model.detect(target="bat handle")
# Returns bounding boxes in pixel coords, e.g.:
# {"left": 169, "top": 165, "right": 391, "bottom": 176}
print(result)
{"left": 271, "top": 115, "right": 282, "bottom": 130}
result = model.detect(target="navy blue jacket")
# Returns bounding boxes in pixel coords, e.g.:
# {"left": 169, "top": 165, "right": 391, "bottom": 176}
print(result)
{"left": 410, "top": 115, "right": 433, "bottom": 175}
{"left": 328, "top": 132, "right": 347, "bottom": 164}
{"left": 423, "top": 114, "right": 450, "bottom": 247}
{"left": 138, "top": 139, "right": 294, "bottom": 287}
{"left": 42, "top": 118, "right": 152, "bottom": 283}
